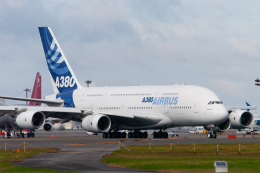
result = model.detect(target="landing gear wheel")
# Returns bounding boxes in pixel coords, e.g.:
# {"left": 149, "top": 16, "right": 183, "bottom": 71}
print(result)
{"left": 207, "top": 132, "right": 213, "bottom": 138}
{"left": 128, "top": 132, "right": 133, "bottom": 138}
{"left": 212, "top": 132, "right": 217, "bottom": 138}
{"left": 143, "top": 132, "right": 148, "bottom": 138}
{"left": 208, "top": 132, "right": 217, "bottom": 138}
{"left": 163, "top": 132, "right": 168, "bottom": 138}
{"left": 153, "top": 132, "right": 158, "bottom": 138}
{"left": 31, "top": 133, "right": 35, "bottom": 138}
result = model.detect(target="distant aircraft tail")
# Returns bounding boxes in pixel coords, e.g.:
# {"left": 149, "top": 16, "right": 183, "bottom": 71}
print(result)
{"left": 29, "top": 72, "right": 41, "bottom": 106}
{"left": 38, "top": 27, "right": 81, "bottom": 94}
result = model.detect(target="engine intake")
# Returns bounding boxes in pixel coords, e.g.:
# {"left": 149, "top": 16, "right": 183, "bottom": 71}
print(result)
{"left": 82, "top": 114, "right": 111, "bottom": 133}
{"left": 16, "top": 111, "right": 45, "bottom": 129}
{"left": 217, "top": 118, "right": 231, "bottom": 131}
{"left": 43, "top": 123, "right": 54, "bottom": 131}
{"left": 229, "top": 110, "right": 253, "bottom": 129}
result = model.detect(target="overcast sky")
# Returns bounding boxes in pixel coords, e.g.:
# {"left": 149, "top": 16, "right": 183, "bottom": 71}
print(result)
{"left": 1, "top": 0, "right": 260, "bottom": 108}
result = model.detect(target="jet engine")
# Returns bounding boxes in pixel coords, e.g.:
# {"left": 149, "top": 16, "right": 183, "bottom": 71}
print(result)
{"left": 229, "top": 110, "right": 253, "bottom": 129}
{"left": 16, "top": 111, "right": 45, "bottom": 129}
{"left": 217, "top": 118, "right": 231, "bottom": 131}
{"left": 82, "top": 114, "right": 111, "bottom": 133}
{"left": 204, "top": 118, "right": 231, "bottom": 132}
{"left": 43, "top": 122, "right": 54, "bottom": 131}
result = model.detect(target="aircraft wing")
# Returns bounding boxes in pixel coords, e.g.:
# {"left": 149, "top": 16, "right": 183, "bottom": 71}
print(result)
{"left": 226, "top": 106, "right": 257, "bottom": 112}
{"left": 0, "top": 105, "right": 162, "bottom": 125}
{"left": 0, "top": 105, "right": 83, "bottom": 120}
{"left": 0, "top": 96, "right": 64, "bottom": 107}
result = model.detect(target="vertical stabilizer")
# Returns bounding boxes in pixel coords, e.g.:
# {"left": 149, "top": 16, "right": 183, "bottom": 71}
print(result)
{"left": 38, "top": 27, "right": 81, "bottom": 94}
{"left": 29, "top": 72, "right": 41, "bottom": 106}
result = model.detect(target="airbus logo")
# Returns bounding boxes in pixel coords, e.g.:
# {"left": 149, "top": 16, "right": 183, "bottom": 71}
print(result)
{"left": 142, "top": 97, "right": 179, "bottom": 105}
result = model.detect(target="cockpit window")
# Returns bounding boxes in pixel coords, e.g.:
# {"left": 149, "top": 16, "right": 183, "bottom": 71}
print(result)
{"left": 208, "top": 101, "right": 223, "bottom": 105}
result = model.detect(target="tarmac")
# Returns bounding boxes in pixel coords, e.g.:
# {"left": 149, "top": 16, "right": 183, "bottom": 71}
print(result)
{"left": 1, "top": 130, "right": 260, "bottom": 172}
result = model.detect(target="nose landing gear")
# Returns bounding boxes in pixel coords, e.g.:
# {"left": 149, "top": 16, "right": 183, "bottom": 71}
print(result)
{"left": 208, "top": 131, "right": 217, "bottom": 138}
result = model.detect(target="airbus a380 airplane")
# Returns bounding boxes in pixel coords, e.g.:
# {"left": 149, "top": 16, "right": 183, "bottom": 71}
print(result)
{"left": 0, "top": 27, "right": 253, "bottom": 138}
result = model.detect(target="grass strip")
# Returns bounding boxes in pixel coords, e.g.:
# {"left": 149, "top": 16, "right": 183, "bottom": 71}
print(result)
{"left": 102, "top": 143, "right": 260, "bottom": 173}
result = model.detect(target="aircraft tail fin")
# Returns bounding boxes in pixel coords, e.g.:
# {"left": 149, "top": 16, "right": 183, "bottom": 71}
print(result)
{"left": 29, "top": 72, "right": 42, "bottom": 106}
{"left": 246, "top": 102, "right": 251, "bottom": 106}
{"left": 38, "top": 27, "right": 81, "bottom": 94}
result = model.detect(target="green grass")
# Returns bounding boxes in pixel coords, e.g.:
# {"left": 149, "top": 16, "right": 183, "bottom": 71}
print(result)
{"left": 0, "top": 148, "right": 71, "bottom": 173}
{"left": 102, "top": 143, "right": 260, "bottom": 173}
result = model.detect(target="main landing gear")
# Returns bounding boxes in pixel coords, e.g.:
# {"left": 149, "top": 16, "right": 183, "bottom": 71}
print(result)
{"left": 103, "top": 132, "right": 127, "bottom": 138}
{"left": 153, "top": 131, "right": 168, "bottom": 139}
{"left": 128, "top": 131, "right": 148, "bottom": 138}
{"left": 102, "top": 131, "right": 148, "bottom": 139}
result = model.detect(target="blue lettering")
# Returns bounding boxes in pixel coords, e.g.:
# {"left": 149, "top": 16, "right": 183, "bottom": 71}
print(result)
{"left": 164, "top": 97, "right": 169, "bottom": 105}
{"left": 159, "top": 97, "right": 164, "bottom": 105}
{"left": 157, "top": 97, "right": 161, "bottom": 105}
{"left": 144, "top": 96, "right": 179, "bottom": 105}
{"left": 169, "top": 97, "right": 174, "bottom": 105}
{"left": 174, "top": 97, "right": 179, "bottom": 105}
{"left": 152, "top": 97, "right": 157, "bottom": 105}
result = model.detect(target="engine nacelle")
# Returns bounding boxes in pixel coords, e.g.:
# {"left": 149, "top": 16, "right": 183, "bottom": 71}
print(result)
{"left": 204, "top": 118, "right": 231, "bottom": 132}
{"left": 43, "top": 122, "right": 54, "bottom": 132}
{"left": 82, "top": 114, "right": 111, "bottom": 133}
{"left": 217, "top": 118, "right": 231, "bottom": 131}
{"left": 229, "top": 110, "right": 253, "bottom": 129}
{"left": 16, "top": 111, "right": 45, "bottom": 129}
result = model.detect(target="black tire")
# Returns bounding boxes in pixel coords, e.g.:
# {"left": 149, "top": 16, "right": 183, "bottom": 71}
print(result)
{"left": 208, "top": 133, "right": 213, "bottom": 138}
{"left": 117, "top": 132, "right": 122, "bottom": 138}
{"left": 163, "top": 132, "right": 168, "bottom": 138}
{"left": 128, "top": 132, "right": 133, "bottom": 138}
{"left": 27, "top": 133, "right": 31, "bottom": 138}
{"left": 138, "top": 132, "right": 143, "bottom": 138}
{"left": 31, "top": 133, "right": 35, "bottom": 138}
{"left": 143, "top": 132, "right": 148, "bottom": 138}
{"left": 111, "top": 132, "right": 116, "bottom": 138}
{"left": 153, "top": 132, "right": 158, "bottom": 138}
{"left": 158, "top": 131, "right": 163, "bottom": 138}
{"left": 122, "top": 132, "right": 126, "bottom": 138}
{"left": 133, "top": 132, "right": 138, "bottom": 138}
{"left": 213, "top": 132, "right": 217, "bottom": 138}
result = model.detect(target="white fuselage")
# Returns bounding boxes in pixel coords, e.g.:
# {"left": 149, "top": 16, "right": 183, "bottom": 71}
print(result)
{"left": 72, "top": 84, "right": 228, "bottom": 130}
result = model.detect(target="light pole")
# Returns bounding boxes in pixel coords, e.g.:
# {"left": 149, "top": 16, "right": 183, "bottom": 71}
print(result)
{"left": 85, "top": 80, "right": 92, "bottom": 87}
{"left": 24, "top": 88, "right": 31, "bottom": 105}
